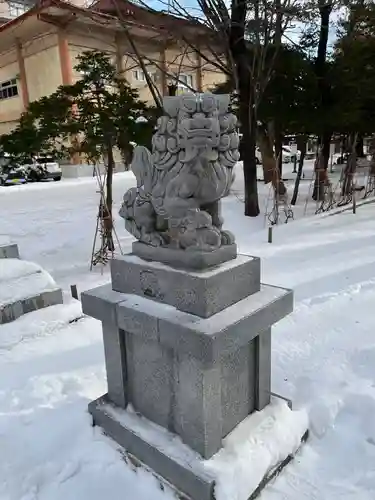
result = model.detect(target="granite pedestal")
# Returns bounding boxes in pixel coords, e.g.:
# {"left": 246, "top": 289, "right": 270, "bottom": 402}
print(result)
{"left": 82, "top": 251, "right": 294, "bottom": 500}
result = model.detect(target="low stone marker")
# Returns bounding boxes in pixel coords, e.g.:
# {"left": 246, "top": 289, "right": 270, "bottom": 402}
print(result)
{"left": 0, "top": 241, "right": 19, "bottom": 259}
{"left": 82, "top": 94, "right": 306, "bottom": 500}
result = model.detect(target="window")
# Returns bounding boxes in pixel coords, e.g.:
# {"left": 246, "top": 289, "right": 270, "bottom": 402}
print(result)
{"left": 7, "top": 1, "right": 27, "bottom": 18}
{"left": 177, "top": 74, "right": 193, "bottom": 89}
{"left": 132, "top": 70, "right": 157, "bottom": 83}
{"left": 0, "top": 79, "right": 18, "bottom": 100}
{"left": 133, "top": 70, "right": 146, "bottom": 82}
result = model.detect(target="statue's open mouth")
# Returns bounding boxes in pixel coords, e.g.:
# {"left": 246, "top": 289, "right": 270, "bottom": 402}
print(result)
{"left": 186, "top": 129, "right": 215, "bottom": 138}
{"left": 185, "top": 130, "right": 219, "bottom": 147}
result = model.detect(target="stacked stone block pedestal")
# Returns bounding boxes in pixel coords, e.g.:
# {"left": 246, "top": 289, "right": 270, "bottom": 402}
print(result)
{"left": 82, "top": 247, "right": 294, "bottom": 500}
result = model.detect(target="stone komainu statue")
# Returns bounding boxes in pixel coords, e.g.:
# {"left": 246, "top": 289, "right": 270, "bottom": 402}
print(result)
{"left": 119, "top": 93, "right": 240, "bottom": 252}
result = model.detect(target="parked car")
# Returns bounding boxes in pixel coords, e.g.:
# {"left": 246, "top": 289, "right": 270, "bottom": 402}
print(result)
{"left": 0, "top": 166, "right": 27, "bottom": 186}
{"left": 282, "top": 145, "right": 301, "bottom": 163}
{"left": 35, "top": 157, "right": 62, "bottom": 181}
{"left": 18, "top": 157, "right": 62, "bottom": 182}
{"left": 332, "top": 153, "right": 349, "bottom": 165}
{"left": 305, "top": 151, "right": 316, "bottom": 160}
{"left": 0, "top": 155, "right": 27, "bottom": 186}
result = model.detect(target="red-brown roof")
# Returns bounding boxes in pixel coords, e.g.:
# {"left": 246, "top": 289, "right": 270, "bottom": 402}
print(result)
{"left": 0, "top": 0, "right": 208, "bottom": 40}
{"left": 91, "top": 0, "right": 209, "bottom": 36}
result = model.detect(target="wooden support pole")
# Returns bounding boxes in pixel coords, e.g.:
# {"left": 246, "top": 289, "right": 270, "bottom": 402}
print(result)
{"left": 16, "top": 39, "right": 29, "bottom": 109}
{"left": 58, "top": 29, "right": 73, "bottom": 85}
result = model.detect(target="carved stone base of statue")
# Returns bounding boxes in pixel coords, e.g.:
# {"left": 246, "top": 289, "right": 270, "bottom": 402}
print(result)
{"left": 81, "top": 251, "right": 307, "bottom": 500}
{"left": 132, "top": 240, "right": 237, "bottom": 270}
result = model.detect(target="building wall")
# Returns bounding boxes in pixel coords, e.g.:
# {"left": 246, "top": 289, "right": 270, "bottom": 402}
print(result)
{"left": 0, "top": 33, "right": 62, "bottom": 134}
{"left": 122, "top": 43, "right": 225, "bottom": 102}
{"left": 201, "top": 64, "right": 226, "bottom": 91}
{"left": 0, "top": 19, "right": 226, "bottom": 139}
{"left": 68, "top": 31, "right": 116, "bottom": 83}
{"left": 65, "top": 29, "right": 225, "bottom": 102}
{"left": 0, "top": 1, "right": 9, "bottom": 19}
{"left": 0, "top": 49, "right": 23, "bottom": 134}
{"left": 23, "top": 34, "right": 62, "bottom": 102}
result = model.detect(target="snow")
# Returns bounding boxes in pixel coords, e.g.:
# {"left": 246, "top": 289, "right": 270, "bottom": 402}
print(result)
{"left": 103, "top": 397, "right": 307, "bottom": 500}
{"left": 205, "top": 400, "right": 308, "bottom": 500}
{"left": 0, "top": 234, "right": 11, "bottom": 245}
{"left": 0, "top": 307, "right": 171, "bottom": 500}
{"left": 0, "top": 301, "right": 83, "bottom": 350}
{"left": 105, "top": 403, "right": 202, "bottom": 466}
{"left": 0, "top": 258, "right": 59, "bottom": 306}
{"left": 1, "top": 165, "right": 375, "bottom": 500}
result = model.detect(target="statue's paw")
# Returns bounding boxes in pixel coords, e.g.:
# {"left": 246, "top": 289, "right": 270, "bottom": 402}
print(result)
{"left": 182, "top": 226, "right": 221, "bottom": 251}
{"left": 143, "top": 231, "right": 165, "bottom": 247}
{"left": 220, "top": 230, "right": 235, "bottom": 245}
{"left": 203, "top": 227, "right": 222, "bottom": 249}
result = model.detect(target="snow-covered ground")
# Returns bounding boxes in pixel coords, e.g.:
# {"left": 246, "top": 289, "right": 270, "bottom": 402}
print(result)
{"left": 0, "top": 160, "right": 365, "bottom": 295}
{"left": 1, "top": 164, "right": 375, "bottom": 499}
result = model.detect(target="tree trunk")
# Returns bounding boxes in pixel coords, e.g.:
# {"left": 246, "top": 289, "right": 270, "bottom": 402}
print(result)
{"left": 370, "top": 155, "right": 375, "bottom": 176}
{"left": 342, "top": 133, "right": 357, "bottom": 196}
{"left": 229, "top": 0, "right": 260, "bottom": 217}
{"left": 239, "top": 96, "right": 260, "bottom": 216}
{"left": 257, "top": 124, "right": 287, "bottom": 195}
{"left": 313, "top": 2, "right": 333, "bottom": 200}
{"left": 275, "top": 131, "right": 283, "bottom": 177}
{"left": 105, "top": 142, "right": 115, "bottom": 252}
{"left": 356, "top": 135, "right": 364, "bottom": 157}
{"left": 257, "top": 126, "right": 277, "bottom": 185}
{"left": 168, "top": 84, "right": 177, "bottom": 96}
{"left": 274, "top": 0, "right": 283, "bottom": 177}
{"left": 291, "top": 138, "right": 307, "bottom": 205}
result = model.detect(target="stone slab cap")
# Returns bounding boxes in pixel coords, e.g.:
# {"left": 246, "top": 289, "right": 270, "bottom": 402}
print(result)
{"left": 116, "top": 284, "right": 292, "bottom": 363}
{"left": 111, "top": 253, "right": 260, "bottom": 318}
{"left": 81, "top": 284, "right": 129, "bottom": 325}
{"left": 89, "top": 394, "right": 216, "bottom": 500}
{"left": 82, "top": 283, "right": 293, "bottom": 363}
{"left": 132, "top": 241, "right": 237, "bottom": 270}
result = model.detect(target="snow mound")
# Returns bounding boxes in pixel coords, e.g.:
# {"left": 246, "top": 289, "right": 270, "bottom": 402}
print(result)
{"left": 0, "top": 300, "right": 83, "bottom": 350}
{"left": 0, "top": 234, "right": 11, "bottom": 246}
{"left": 205, "top": 399, "right": 308, "bottom": 500}
{"left": 0, "top": 305, "right": 175, "bottom": 500}
{"left": 0, "top": 258, "right": 59, "bottom": 306}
